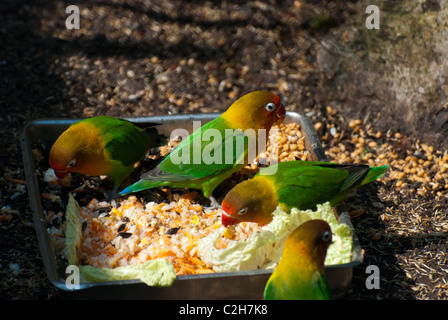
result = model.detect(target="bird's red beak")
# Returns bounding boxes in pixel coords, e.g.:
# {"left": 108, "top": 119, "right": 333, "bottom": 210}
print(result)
{"left": 221, "top": 211, "right": 237, "bottom": 226}
{"left": 277, "top": 103, "right": 286, "bottom": 122}
{"left": 54, "top": 169, "right": 69, "bottom": 179}
{"left": 49, "top": 161, "right": 69, "bottom": 179}
{"left": 221, "top": 200, "right": 237, "bottom": 226}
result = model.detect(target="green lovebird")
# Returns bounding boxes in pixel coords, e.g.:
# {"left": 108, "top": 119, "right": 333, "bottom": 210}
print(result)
{"left": 264, "top": 219, "right": 332, "bottom": 300}
{"left": 119, "top": 91, "right": 286, "bottom": 199}
{"left": 49, "top": 116, "right": 162, "bottom": 193}
{"left": 221, "top": 161, "right": 389, "bottom": 225}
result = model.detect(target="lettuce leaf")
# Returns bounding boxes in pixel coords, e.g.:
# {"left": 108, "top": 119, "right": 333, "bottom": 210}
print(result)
{"left": 79, "top": 259, "right": 176, "bottom": 287}
{"left": 64, "top": 193, "right": 82, "bottom": 266}
{"left": 63, "top": 194, "right": 175, "bottom": 287}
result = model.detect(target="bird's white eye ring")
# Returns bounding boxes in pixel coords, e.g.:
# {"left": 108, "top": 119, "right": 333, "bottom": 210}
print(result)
{"left": 67, "top": 159, "right": 76, "bottom": 168}
{"left": 237, "top": 207, "right": 248, "bottom": 215}
{"left": 265, "top": 102, "right": 276, "bottom": 112}
{"left": 321, "top": 230, "right": 331, "bottom": 242}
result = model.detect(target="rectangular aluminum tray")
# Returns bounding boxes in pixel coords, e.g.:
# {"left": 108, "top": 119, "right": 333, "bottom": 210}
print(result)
{"left": 20, "top": 111, "right": 363, "bottom": 299}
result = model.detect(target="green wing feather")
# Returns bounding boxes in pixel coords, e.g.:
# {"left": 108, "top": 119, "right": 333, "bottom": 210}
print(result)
{"left": 360, "top": 164, "right": 389, "bottom": 185}
{"left": 83, "top": 116, "right": 153, "bottom": 166}
{"left": 271, "top": 163, "right": 351, "bottom": 210}
{"left": 121, "top": 116, "right": 250, "bottom": 196}
{"left": 155, "top": 116, "right": 247, "bottom": 180}
{"left": 260, "top": 161, "right": 389, "bottom": 210}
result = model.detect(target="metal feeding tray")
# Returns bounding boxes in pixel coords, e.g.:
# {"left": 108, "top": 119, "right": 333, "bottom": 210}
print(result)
{"left": 20, "top": 112, "right": 363, "bottom": 299}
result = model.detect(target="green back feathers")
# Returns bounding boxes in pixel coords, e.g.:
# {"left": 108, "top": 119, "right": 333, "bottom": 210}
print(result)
{"left": 79, "top": 116, "right": 154, "bottom": 166}
{"left": 121, "top": 116, "right": 249, "bottom": 197}
{"left": 317, "top": 163, "right": 389, "bottom": 191}
{"left": 67, "top": 116, "right": 162, "bottom": 187}
{"left": 360, "top": 164, "right": 389, "bottom": 186}
{"left": 119, "top": 91, "right": 285, "bottom": 197}
{"left": 258, "top": 161, "right": 389, "bottom": 210}
{"left": 157, "top": 116, "right": 247, "bottom": 180}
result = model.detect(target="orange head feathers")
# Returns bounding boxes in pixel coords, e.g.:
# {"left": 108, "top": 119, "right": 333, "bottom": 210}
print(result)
{"left": 49, "top": 119, "right": 112, "bottom": 179}
{"left": 221, "top": 176, "right": 278, "bottom": 226}
{"left": 283, "top": 219, "right": 333, "bottom": 270}
{"left": 49, "top": 116, "right": 156, "bottom": 187}
{"left": 221, "top": 91, "right": 285, "bottom": 131}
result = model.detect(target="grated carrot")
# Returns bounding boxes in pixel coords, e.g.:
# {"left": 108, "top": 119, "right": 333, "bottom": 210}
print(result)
{"left": 73, "top": 191, "right": 267, "bottom": 275}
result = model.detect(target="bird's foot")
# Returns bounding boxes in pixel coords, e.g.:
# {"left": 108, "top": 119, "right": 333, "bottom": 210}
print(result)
{"left": 106, "top": 184, "right": 119, "bottom": 202}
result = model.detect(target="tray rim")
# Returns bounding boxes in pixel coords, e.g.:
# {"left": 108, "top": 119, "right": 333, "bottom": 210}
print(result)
{"left": 20, "top": 111, "right": 364, "bottom": 293}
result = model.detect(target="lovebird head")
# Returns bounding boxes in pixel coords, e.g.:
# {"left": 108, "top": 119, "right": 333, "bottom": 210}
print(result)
{"left": 284, "top": 219, "right": 333, "bottom": 269}
{"left": 49, "top": 135, "right": 82, "bottom": 179}
{"left": 222, "top": 91, "right": 286, "bottom": 132}
{"left": 49, "top": 121, "right": 111, "bottom": 179}
{"left": 221, "top": 176, "right": 278, "bottom": 226}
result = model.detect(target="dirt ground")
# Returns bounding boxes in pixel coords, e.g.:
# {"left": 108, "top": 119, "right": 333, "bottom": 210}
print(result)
{"left": 1, "top": 0, "right": 447, "bottom": 300}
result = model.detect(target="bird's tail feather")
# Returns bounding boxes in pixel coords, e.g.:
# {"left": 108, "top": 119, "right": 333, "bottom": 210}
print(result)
{"left": 361, "top": 165, "right": 390, "bottom": 186}
{"left": 144, "top": 126, "right": 168, "bottom": 147}
{"left": 119, "top": 180, "right": 164, "bottom": 195}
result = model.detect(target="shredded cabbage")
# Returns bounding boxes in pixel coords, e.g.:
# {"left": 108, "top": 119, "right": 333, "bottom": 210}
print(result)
{"left": 63, "top": 193, "right": 175, "bottom": 287}
{"left": 197, "top": 202, "right": 353, "bottom": 272}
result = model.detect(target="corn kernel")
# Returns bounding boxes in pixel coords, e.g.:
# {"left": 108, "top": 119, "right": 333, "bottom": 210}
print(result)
{"left": 111, "top": 208, "right": 123, "bottom": 218}
{"left": 223, "top": 228, "right": 234, "bottom": 239}
{"left": 191, "top": 215, "right": 199, "bottom": 225}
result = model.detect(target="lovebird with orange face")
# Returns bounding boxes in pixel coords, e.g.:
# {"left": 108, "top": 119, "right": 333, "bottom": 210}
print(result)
{"left": 264, "top": 219, "right": 332, "bottom": 300}
{"left": 120, "top": 91, "right": 285, "bottom": 200}
{"left": 49, "top": 116, "right": 160, "bottom": 193}
{"left": 222, "top": 161, "right": 389, "bottom": 226}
